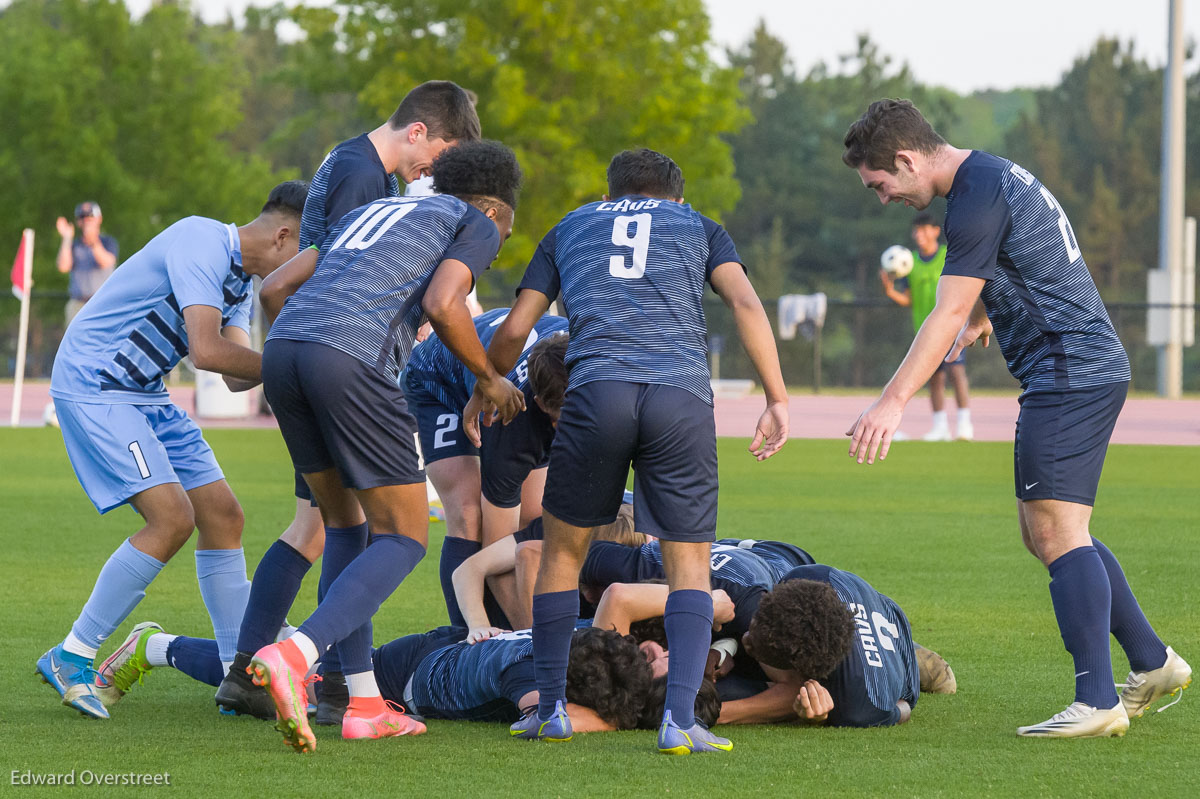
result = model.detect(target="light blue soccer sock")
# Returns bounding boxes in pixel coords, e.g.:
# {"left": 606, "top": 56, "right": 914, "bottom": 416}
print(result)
{"left": 663, "top": 589, "right": 714, "bottom": 728}
{"left": 532, "top": 590, "right": 579, "bottom": 719}
{"left": 1047, "top": 545, "right": 1119, "bottom": 709}
{"left": 1091, "top": 536, "right": 1168, "bottom": 672}
{"left": 196, "top": 548, "right": 252, "bottom": 667}
{"left": 65, "top": 539, "right": 165, "bottom": 659}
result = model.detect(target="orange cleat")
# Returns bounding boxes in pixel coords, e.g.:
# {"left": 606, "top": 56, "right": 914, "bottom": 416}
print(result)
{"left": 341, "top": 696, "right": 427, "bottom": 740}
{"left": 249, "top": 640, "right": 317, "bottom": 754}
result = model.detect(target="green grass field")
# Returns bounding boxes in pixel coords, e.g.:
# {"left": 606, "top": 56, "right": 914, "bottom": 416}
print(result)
{"left": 3, "top": 428, "right": 1197, "bottom": 797}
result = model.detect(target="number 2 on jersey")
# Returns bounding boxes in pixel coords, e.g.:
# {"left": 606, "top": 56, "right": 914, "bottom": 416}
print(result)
{"left": 609, "top": 213, "right": 652, "bottom": 279}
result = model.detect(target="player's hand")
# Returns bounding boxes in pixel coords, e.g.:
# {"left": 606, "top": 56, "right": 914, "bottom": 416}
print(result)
{"left": 479, "top": 373, "right": 526, "bottom": 424}
{"left": 749, "top": 401, "right": 789, "bottom": 461}
{"left": 946, "top": 317, "right": 993, "bottom": 361}
{"left": 465, "top": 626, "right": 506, "bottom": 644}
{"left": 463, "top": 389, "right": 487, "bottom": 447}
{"left": 846, "top": 394, "right": 903, "bottom": 465}
{"left": 415, "top": 321, "right": 434, "bottom": 343}
{"left": 878, "top": 269, "right": 894, "bottom": 290}
{"left": 56, "top": 216, "right": 74, "bottom": 239}
{"left": 712, "top": 589, "right": 735, "bottom": 630}
{"left": 793, "top": 680, "right": 833, "bottom": 724}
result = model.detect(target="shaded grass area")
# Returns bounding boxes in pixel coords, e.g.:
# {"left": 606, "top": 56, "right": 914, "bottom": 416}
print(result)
{"left": 2, "top": 428, "right": 1197, "bottom": 797}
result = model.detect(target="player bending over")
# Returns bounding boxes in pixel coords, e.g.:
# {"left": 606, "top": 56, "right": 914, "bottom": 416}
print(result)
{"left": 405, "top": 310, "right": 567, "bottom": 630}
{"left": 244, "top": 140, "right": 525, "bottom": 754}
{"left": 464, "top": 148, "right": 789, "bottom": 754}
{"left": 842, "top": 99, "right": 1190, "bottom": 737}
{"left": 217, "top": 80, "right": 481, "bottom": 726}
{"left": 37, "top": 182, "right": 308, "bottom": 719}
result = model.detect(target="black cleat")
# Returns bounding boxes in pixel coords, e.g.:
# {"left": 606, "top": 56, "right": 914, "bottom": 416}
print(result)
{"left": 214, "top": 651, "right": 275, "bottom": 720}
{"left": 314, "top": 670, "right": 348, "bottom": 726}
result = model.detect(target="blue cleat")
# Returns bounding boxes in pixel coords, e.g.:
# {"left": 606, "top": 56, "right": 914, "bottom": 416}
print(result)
{"left": 36, "top": 644, "right": 109, "bottom": 719}
{"left": 657, "top": 711, "right": 732, "bottom": 755}
{"left": 510, "top": 699, "right": 573, "bottom": 741}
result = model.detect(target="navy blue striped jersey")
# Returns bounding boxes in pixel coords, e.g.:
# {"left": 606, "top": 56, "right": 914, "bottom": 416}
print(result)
{"left": 941, "top": 151, "right": 1130, "bottom": 392}
{"left": 300, "top": 134, "right": 400, "bottom": 250}
{"left": 410, "top": 630, "right": 536, "bottom": 722}
{"left": 518, "top": 196, "right": 741, "bottom": 404}
{"left": 268, "top": 195, "right": 499, "bottom": 380}
{"left": 51, "top": 217, "right": 251, "bottom": 404}
{"left": 782, "top": 565, "right": 919, "bottom": 728}
{"left": 406, "top": 308, "right": 568, "bottom": 506}
{"left": 581, "top": 538, "right": 814, "bottom": 639}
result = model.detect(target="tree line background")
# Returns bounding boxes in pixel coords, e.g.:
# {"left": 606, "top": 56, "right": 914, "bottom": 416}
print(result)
{"left": 2, "top": 0, "right": 1197, "bottom": 389}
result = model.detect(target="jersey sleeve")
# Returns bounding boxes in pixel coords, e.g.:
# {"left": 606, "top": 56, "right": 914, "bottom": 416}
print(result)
{"left": 165, "top": 225, "right": 230, "bottom": 313}
{"left": 941, "top": 168, "right": 1011, "bottom": 281}
{"left": 517, "top": 227, "right": 561, "bottom": 300}
{"left": 498, "top": 659, "right": 537, "bottom": 712}
{"left": 699, "top": 215, "right": 743, "bottom": 279}
{"left": 579, "top": 541, "right": 644, "bottom": 588}
{"left": 824, "top": 658, "right": 903, "bottom": 728}
{"left": 440, "top": 207, "right": 501, "bottom": 283}
{"left": 479, "top": 403, "right": 552, "bottom": 508}
{"left": 319, "top": 159, "right": 392, "bottom": 248}
{"left": 224, "top": 294, "right": 253, "bottom": 335}
{"left": 512, "top": 517, "right": 545, "bottom": 543}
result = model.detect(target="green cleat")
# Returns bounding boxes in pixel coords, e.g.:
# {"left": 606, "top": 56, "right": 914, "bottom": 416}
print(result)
{"left": 94, "top": 621, "right": 162, "bottom": 709}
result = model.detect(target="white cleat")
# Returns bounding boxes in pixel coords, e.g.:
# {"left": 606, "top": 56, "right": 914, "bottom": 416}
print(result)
{"left": 922, "top": 426, "right": 952, "bottom": 442}
{"left": 1017, "top": 702, "right": 1129, "bottom": 738}
{"left": 1119, "top": 647, "right": 1192, "bottom": 718}
{"left": 955, "top": 421, "right": 974, "bottom": 441}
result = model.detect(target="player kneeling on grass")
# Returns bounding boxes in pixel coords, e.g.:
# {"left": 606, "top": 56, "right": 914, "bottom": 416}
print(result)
{"left": 404, "top": 313, "right": 568, "bottom": 631}
{"left": 246, "top": 140, "right": 526, "bottom": 754}
{"left": 37, "top": 181, "right": 308, "bottom": 720}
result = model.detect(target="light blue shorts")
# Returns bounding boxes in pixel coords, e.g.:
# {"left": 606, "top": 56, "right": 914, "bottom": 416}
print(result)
{"left": 55, "top": 400, "right": 224, "bottom": 513}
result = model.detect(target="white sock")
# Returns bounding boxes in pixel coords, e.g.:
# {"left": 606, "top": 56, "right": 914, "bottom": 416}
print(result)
{"left": 63, "top": 632, "right": 99, "bottom": 661}
{"left": 145, "top": 633, "right": 177, "bottom": 668}
{"left": 346, "top": 670, "right": 381, "bottom": 699}
{"left": 276, "top": 623, "right": 298, "bottom": 643}
{"left": 290, "top": 632, "right": 320, "bottom": 669}
{"left": 221, "top": 660, "right": 234, "bottom": 677}
{"left": 930, "top": 410, "right": 948, "bottom": 430}
{"left": 957, "top": 408, "right": 972, "bottom": 425}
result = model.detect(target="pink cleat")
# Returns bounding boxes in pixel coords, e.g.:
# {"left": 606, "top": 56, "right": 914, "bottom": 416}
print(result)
{"left": 341, "top": 697, "right": 427, "bottom": 741}
{"left": 249, "top": 640, "right": 317, "bottom": 754}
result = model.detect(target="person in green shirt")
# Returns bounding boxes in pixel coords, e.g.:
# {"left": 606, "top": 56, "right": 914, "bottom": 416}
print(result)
{"left": 879, "top": 213, "right": 972, "bottom": 440}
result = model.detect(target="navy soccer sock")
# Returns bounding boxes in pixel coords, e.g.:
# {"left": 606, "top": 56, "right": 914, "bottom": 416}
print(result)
{"left": 166, "top": 636, "right": 224, "bottom": 687}
{"left": 532, "top": 590, "right": 579, "bottom": 719}
{"left": 1091, "top": 536, "right": 1168, "bottom": 672}
{"left": 1048, "top": 546, "right": 1119, "bottom": 709}
{"left": 236, "top": 540, "right": 311, "bottom": 656}
{"left": 321, "top": 524, "right": 371, "bottom": 674}
{"left": 439, "top": 536, "right": 480, "bottom": 628}
{"left": 297, "top": 534, "right": 425, "bottom": 657}
{"left": 663, "top": 589, "right": 714, "bottom": 728}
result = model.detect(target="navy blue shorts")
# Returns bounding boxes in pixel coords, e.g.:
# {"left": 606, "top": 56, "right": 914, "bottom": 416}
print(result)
{"left": 937, "top": 347, "right": 966, "bottom": 372}
{"left": 542, "top": 381, "right": 717, "bottom": 542}
{"left": 262, "top": 339, "right": 426, "bottom": 491}
{"left": 1014, "top": 381, "right": 1127, "bottom": 505}
{"left": 403, "top": 370, "right": 476, "bottom": 465}
{"left": 373, "top": 626, "right": 465, "bottom": 706}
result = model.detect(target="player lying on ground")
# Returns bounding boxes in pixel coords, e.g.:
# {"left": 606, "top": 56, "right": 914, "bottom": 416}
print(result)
{"left": 37, "top": 181, "right": 308, "bottom": 720}
{"left": 464, "top": 148, "right": 789, "bottom": 755}
{"left": 841, "top": 98, "right": 1191, "bottom": 737}
{"left": 404, "top": 310, "right": 568, "bottom": 630}
{"left": 243, "top": 140, "right": 526, "bottom": 754}
{"left": 217, "top": 80, "right": 481, "bottom": 728}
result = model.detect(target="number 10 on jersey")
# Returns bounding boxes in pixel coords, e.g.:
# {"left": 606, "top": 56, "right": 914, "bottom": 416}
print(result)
{"left": 610, "top": 213, "right": 652, "bottom": 279}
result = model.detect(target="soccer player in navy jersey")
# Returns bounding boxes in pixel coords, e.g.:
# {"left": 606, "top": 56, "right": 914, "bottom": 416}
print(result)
{"left": 842, "top": 99, "right": 1191, "bottom": 737}
{"left": 405, "top": 310, "right": 568, "bottom": 631}
{"left": 215, "top": 81, "right": 481, "bottom": 724}
{"left": 464, "top": 149, "right": 789, "bottom": 754}
{"left": 242, "top": 140, "right": 526, "bottom": 754}
{"left": 35, "top": 181, "right": 307, "bottom": 720}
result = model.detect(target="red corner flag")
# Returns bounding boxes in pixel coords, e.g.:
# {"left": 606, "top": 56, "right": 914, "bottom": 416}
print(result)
{"left": 11, "top": 229, "right": 31, "bottom": 300}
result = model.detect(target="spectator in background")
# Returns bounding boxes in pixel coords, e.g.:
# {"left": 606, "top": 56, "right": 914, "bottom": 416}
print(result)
{"left": 57, "top": 201, "right": 119, "bottom": 325}
{"left": 879, "top": 213, "right": 973, "bottom": 441}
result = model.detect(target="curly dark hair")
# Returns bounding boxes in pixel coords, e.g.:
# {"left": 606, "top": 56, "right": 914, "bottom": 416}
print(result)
{"left": 743, "top": 579, "right": 855, "bottom": 681}
{"left": 637, "top": 677, "right": 721, "bottom": 730}
{"left": 628, "top": 615, "right": 667, "bottom": 648}
{"left": 842, "top": 98, "right": 946, "bottom": 173}
{"left": 565, "top": 627, "right": 652, "bottom": 730}
{"left": 432, "top": 139, "right": 523, "bottom": 210}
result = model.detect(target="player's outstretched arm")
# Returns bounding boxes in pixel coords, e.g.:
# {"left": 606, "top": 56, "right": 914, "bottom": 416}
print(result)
{"left": 260, "top": 246, "right": 318, "bottom": 324}
{"left": 846, "top": 274, "right": 985, "bottom": 465}
{"left": 717, "top": 679, "right": 803, "bottom": 725}
{"left": 593, "top": 583, "right": 734, "bottom": 635}
{"left": 710, "top": 262, "right": 789, "bottom": 460}
{"left": 463, "top": 288, "right": 550, "bottom": 446}
{"left": 218, "top": 325, "right": 262, "bottom": 391}
{"left": 183, "top": 305, "right": 262, "bottom": 383}
{"left": 452, "top": 535, "right": 518, "bottom": 643}
{"left": 879, "top": 269, "right": 912, "bottom": 307}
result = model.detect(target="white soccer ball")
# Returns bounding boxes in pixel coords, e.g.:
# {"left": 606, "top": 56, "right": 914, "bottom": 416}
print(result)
{"left": 880, "top": 244, "right": 914, "bottom": 279}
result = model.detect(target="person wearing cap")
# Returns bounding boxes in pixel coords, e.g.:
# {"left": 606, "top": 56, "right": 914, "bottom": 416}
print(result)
{"left": 57, "top": 201, "right": 119, "bottom": 325}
